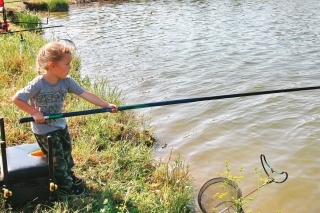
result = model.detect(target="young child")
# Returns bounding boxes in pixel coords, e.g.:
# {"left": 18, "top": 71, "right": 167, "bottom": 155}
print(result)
{"left": 11, "top": 41, "right": 117, "bottom": 196}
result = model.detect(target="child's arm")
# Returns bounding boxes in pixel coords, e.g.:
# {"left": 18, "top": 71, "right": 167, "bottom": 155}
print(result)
{"left": 78, "top": 91, "right": 117, "bottom": 112}
{"left": 11, "top": 94, "right": 45, "bottom": 123}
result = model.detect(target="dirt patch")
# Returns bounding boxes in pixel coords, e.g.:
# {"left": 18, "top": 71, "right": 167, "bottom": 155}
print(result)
{"left": 23, "top": 1, "right": 48, "bottom": 11}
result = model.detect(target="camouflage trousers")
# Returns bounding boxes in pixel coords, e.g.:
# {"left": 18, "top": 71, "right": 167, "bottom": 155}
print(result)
{"left": 34, "top": 126, "right": 74, "bottom": 188}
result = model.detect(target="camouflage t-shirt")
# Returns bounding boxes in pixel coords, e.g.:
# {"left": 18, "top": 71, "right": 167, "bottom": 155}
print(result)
{"left": 16, "top": 75, "right": 85, "bottom": 134}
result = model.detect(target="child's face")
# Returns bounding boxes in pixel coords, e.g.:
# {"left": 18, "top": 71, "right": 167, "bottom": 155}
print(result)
{"left": 51, "top": 53, "right": 72, "bottom": 79}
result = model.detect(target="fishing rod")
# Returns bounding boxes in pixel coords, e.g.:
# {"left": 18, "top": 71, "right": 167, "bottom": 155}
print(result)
{"left": 19, "top": 85, "right": 320, "bottom": 123}
{"left": 1, "top": 25, "right": 64, "bottom": 34}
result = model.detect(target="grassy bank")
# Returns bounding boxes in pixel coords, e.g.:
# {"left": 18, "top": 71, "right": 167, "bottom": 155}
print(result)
{"left": 0, "top": 26, "right": 195, "bottom": 212}
{"left": 4, "top": 0, "right": 68, "bottom": 12}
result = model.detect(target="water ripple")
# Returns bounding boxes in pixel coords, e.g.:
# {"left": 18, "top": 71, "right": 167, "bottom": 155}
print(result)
{"left": 44, "top": 1, "right": 320, "bottom": 212}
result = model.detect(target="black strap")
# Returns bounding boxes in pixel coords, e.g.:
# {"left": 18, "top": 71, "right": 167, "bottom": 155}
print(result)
{"left": 260, "top": 154, "right": 288, "bottom": 183}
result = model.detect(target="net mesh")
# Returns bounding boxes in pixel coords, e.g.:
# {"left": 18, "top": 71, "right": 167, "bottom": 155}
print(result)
{"left": 198, "top": 177, "right": 243, "bottom": 213}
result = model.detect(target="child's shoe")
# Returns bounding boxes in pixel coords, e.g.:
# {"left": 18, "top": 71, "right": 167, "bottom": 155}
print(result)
{"left": 57, "top": 185, "right": 85, "bottom": 197}
{"left": 70, "top": 184, "right": 85, "bottom": 196}
{"left": 71, "top": 171, "right": 83, "bottom": 186}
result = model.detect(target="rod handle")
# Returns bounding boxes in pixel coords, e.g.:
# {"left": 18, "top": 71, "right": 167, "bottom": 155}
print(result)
{"left": 19, "top": 117, "right": 35, "bottom": 124}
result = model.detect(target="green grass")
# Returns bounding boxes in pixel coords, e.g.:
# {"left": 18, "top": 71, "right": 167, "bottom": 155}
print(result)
{"left": 0, "top": 24, "right": 195, "bottom": 212}
{"left": 47, "top": 0, "right": 69, "bottom": 12}
{"left": 9, "top": 11, "right": 43, "bottom": 30}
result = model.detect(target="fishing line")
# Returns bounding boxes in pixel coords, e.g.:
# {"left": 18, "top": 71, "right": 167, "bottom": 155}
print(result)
{"left": 47, "top": 25, "right": 76, "bottom": 49}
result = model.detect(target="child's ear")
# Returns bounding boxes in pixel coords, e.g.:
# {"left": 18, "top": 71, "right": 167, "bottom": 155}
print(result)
{"left": 48, "top": 61, "right": 56, "bottom": 69}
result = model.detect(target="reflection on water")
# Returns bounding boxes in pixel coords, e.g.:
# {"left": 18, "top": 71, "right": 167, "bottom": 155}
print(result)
{"left": 44, "top": 0, "right": 320, "bottom": 212}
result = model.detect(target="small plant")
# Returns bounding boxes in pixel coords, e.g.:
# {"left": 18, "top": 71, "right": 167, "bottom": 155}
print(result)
{"left": 211, "top": 160, "right": 282, "bottom": 213}
{"left": 214, "top": 161, "right": 247, "bottom": 213}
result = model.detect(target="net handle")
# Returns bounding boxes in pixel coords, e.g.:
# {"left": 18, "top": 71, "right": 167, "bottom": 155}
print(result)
{"left": 260, "top": 154, "right": 288, "bottom": 183}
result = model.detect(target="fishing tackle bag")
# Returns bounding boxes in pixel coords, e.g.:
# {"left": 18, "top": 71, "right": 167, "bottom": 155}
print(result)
{"left": 0, "top": 118, "right": 56, "bottom": 206}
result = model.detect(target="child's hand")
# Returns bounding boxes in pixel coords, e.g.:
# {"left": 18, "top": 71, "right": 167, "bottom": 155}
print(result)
{"left": 109, "top": 104, "right": 118, "bottom": 113}
{"left": 32, "top": 111, "right": 45, "bottom": 123}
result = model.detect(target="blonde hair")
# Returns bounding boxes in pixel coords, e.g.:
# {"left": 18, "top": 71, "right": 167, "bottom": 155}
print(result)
{"left": 36, "top": 41, "right": 74, "bottom": 75}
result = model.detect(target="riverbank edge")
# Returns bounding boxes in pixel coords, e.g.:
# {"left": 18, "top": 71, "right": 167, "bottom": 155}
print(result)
{"left": 5, "top": 0, "right": 128, "bottom": 12}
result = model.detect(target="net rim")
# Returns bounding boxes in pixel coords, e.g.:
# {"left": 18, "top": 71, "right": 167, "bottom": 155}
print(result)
{"left": 198, "top": 177, "right": 243, "bottom": 213}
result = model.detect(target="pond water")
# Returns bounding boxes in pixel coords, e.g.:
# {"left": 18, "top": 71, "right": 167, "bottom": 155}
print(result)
{"left": 43, "top": 0, "right": 320, "bottom": 212}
